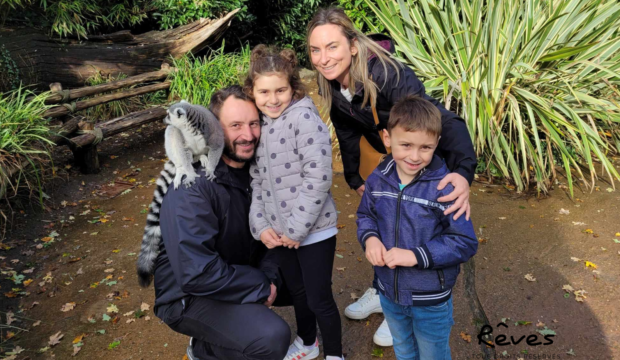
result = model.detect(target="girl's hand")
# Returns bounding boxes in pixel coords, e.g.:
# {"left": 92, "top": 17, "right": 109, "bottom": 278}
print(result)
{"left": 437, "top": 173, "right": 471, "bottom": 221}
{"left": 280, "top": 235, "right": 300, "bottom": 249}
{"left": 365, "top": 237, "right": 386, "bottom": 266}
{"left": 355, "top": 184, "right": 366, "bottom": 197}
{"left": 260, "top": 228, "right": 282, "bottom": 249}
{"left": 384, "top": 248, "right": 418, "bottom": 269}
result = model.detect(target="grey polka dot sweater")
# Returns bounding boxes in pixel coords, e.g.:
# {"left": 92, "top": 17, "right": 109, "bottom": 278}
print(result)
{"left": 249, "top": 96, "right": 338, "bottom": 246}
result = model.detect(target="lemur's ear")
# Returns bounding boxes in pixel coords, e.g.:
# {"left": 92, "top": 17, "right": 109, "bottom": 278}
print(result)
{"left": 174, "top": 107, "right": 187, "bottom": 118}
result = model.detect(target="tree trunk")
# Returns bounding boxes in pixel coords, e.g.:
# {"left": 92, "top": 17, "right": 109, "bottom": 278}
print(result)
{"left": 0, "top": 9, "right": 239, "bottom": 90}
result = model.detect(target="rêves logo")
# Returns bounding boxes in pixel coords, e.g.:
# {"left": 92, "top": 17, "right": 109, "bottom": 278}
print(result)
{"left": 477, "top": 323, "right": 555, "bottom": 348}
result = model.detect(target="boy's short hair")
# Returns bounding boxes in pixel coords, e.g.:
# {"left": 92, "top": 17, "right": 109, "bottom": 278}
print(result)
{"left": 387, "top": 95, "right": 442, "bottom": 137}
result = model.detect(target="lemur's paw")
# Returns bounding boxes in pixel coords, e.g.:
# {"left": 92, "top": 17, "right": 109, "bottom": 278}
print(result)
{"left": 182, "top": 171, "right": 200, "bottom": 188}
{"left": 173, "top": 172, "right": 184, "bottom": 190}
{"left": 204, "top": 169, "right": 217, "bottom": 181}
{"left": 199, "top": 155, "right": 209, "bottom": 170}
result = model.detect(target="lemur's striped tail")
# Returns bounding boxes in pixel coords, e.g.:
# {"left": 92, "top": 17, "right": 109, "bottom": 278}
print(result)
{"left": 137, "top": 161, "right": 176, "bottom": 288}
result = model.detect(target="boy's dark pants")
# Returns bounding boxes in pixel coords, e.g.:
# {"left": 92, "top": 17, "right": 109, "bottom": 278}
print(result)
{"left": 155, "top": 296, "right": 290, "bottom": 360}
{"left": 272, "top": 236, "right": 343, "bottom": 357}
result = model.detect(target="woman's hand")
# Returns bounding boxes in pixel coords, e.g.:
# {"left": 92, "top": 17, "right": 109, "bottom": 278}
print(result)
{"left": 280, "top": 235, "right": 300, "bottom": 249}
{"left": 437, "top": 173, "right": 471, "bottom": 221}
{"left": 260, "top": 228, "right": 282, "bottom": 249}
{"left": 355, "top": 184, "right": 366, "bottom": 197}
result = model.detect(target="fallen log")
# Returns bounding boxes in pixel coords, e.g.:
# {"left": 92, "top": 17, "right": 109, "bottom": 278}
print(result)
{"left": 43, "top": 82, "right": 170, "bottom": 119}
{"left": 47, "top": 116, "right": 83, "bottom": 144}
{"left": 0, "top": 9, "right": 239, "bottom": 90}
{"left": 69, "top": 107, "right": 167, "bottom": 148}
{"left": 36, "top": 68, "right": 171, "bottom": 105}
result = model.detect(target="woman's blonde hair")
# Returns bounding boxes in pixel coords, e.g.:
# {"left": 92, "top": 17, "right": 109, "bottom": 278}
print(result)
{"left": 306, "top": 6, "right": 400, "bottom": 111}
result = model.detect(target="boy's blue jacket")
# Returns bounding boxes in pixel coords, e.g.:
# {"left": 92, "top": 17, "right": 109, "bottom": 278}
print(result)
{"left": 356, "top": 154, "right": 478, "bottom": 306}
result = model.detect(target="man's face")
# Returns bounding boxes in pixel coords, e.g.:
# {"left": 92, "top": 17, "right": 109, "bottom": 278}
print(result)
{"left": 218, "top": 97, "right": 261, "bottom": 164}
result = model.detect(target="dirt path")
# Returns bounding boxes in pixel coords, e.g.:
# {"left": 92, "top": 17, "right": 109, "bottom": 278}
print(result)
{"left": 1, "top": 79, "right": 620, "bottom": 359}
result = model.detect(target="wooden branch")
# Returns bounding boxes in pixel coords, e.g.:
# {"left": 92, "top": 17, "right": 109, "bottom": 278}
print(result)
{"left": 69, "top": 107, "right": 167, "bottom": 148}
{"left": 0, "top": 9, "right": 239, "bottom": 89}
{"left": 39, "top": 69, "right": 171, "bottom": 105}
{"left": 43, "top": 82, "right": 170, "bottom": 119}
{"left": 47, "top": 117, "right": 82, "bottom": 144}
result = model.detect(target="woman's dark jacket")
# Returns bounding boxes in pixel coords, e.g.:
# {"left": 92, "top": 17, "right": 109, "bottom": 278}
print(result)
{"left": 328, "top": 34, "right": 477, "bottom": 190}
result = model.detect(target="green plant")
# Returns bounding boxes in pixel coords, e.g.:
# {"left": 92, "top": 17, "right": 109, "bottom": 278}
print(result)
{"left": 366, "top": 0, "right": 620, "bottom": 195}
{"left": 0, "top": 45, "right": 21, "bottom": 92}
{"left": 0, "top": 86, "right": 53, "bottom": 202}
{"left": 153, "top": 0, "right": 248, "bottom": 30}
{"left": 337, "top": 0, "right": 384, "bottom": 34}
{"left": 168, "top": 44, "right": 250, "bottom": 107}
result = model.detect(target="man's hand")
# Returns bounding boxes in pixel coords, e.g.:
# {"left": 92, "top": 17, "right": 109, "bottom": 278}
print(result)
{"left": 263, "top": 283, "right": 277, "bottom": 307}
{"left": 355, "top": 184, "right": 366, "bottom": 197}
{"left": 365, "top": 236, "right": 386, "bottom": 266}
{"left": 280, "top": 235, "right": 300, "bottom": 249}
{"left": 260, "top": 228, "right": 282, "bottom": 249}
{"left": 384, "top": 248, "right": 418, "bottom": 269}
{"left": 437, "top": 172, "right": 471, "bottom": 221}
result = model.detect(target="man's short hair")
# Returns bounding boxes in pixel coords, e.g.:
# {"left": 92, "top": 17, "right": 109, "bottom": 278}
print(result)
{"left": 209, "top": 85, "right": 252, "bottom": 119}
{"left": 387, "top": 95, "right": 442, "bottom": 137}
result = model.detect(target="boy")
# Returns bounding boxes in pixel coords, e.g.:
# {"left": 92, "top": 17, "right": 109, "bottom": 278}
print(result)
{"left": 356, "top": 95, "right": 478, "bottom": 360}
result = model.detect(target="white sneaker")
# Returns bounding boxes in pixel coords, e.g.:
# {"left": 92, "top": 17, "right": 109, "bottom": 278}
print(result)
{"left": 344, "top": 288, "right": 382, "bottom": 320}
{"left": 373, "top": 319, "right": 393, "bottom": 347}
{"left": 285, "top": 336, "right": 320, "bottom": 360}
{"left": 187, "top": 337, "right": 199, "bottom": 360}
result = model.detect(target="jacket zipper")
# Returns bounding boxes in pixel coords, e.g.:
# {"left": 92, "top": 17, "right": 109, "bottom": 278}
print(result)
{"left": 393, "top": 174, "right": 422, "bottom": 303}
{"left": 437, "top": 269, "right": 445, "bottom": 290}
{"left": 263, "top": 120, "right": 288, "bottom": 235}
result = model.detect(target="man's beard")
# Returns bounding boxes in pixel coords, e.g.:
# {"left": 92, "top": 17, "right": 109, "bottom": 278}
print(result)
{"left": 223, "top": 138, "right": 257, "bottom": 163}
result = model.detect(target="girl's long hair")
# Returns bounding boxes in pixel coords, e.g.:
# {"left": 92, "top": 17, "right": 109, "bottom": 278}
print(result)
{"left": 306, "top": 6, "right": 400, "bottom": 111}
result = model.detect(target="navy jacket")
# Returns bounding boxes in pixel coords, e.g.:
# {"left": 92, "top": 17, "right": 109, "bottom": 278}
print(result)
{"left": 328, "top": 34, "right": 477, "bottom": 190}
{"left": 153, "top": 160, "right": 280, "bottom": 308}
{"left": 356, "top": 155, "right": 478, "bottom": 306}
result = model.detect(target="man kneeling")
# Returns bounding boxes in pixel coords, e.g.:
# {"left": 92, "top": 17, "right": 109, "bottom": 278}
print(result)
{"left": 153, "top": 86, "right": 289, "bottom": 360}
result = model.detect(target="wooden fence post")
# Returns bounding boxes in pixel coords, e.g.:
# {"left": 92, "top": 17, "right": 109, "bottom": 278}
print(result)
{"left": 72, "top": 120, "right": 100, "bottom": 174}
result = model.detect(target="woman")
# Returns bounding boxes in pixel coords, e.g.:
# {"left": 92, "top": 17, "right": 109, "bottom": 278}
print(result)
{"left": 306, "top": 7, "right": 477, "bottom": 348}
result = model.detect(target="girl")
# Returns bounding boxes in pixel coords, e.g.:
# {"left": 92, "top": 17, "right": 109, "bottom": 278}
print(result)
{"left": 246, "top": 45, "right": 344, "bottom": 360}
{"left": 306, "top": 6, "right": 477, "bottom": 347}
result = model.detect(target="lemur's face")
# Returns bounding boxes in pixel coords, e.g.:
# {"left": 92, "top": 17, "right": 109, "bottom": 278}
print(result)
{"left": 252, "top": 73, "right": 293, "bottom": 119}
{"left": 165, "top": 104, "right": 189, "bottom": 129}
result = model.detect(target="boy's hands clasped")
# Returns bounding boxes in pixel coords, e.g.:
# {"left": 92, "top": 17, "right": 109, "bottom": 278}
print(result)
{"left": 365, "top": 236, "right": 418, "bottom": 269}
{"left": 260, "top": 228, "right": 300, "bottom": 249}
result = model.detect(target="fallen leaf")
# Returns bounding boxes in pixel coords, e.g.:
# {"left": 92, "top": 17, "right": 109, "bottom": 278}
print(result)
{"left": 6, "top": 311, "right": 16, "bottom": 325}
{"left": 536, "top": 321, "right": 545, "bottom": 328}
{"left": 498, "top": 217, "right": 506, "bottom": 220}
{"left": 144, "top": 316, "right": 151, "bottom": 321}
{"left": 559, "top": 208, "right": 570, "bottom": 215}
{"left": 112, "top": 249, "right": 120, "bottom": 253}
{"left": 140, "top": 302, "right": 150, "bottom": 312}
{"left": 33, "top": 320, "right": 41, "bottom": 327}
{"left": 73, "top": 345, "right": 82, "bottom": 356}
{"left": 460, "top": 331, "right": 472, "bottom": 343}
{"left": 126, "top": 318, "right": 135, "bottom": 324}
{"left": 61, "top": 302, "right": 76, "bottom": 312}
{"left": 107, "top": 304, "right": 119, "bottom": 313}
{"left": 583, "top": 229, "right": 594, "bottom": 234}
{"left": 350, "top": 292, "right": 359, "bottom": 300}
{"left": 123, "top": 311, "right": 134, "bottom": 317}
{"left": 574, "top": 289, "right": 587, "bottom": 302}
{"left": 336, "top": 267, "right": 346, "bottom": 271}
{"left": 562, "top": 285, "right": 575, "bottom": 293}
{"left": 108, "top": 340, "right": 121, "bottom": 349}
{"left": 524, "top": 274, "right": 536, "bottom": 282}
{"left": 122, "top": 217, "right": 134, "bottom": 222}
{"left": 570, "top": 257, "right": 581, "bottom": 262}
{"left": 49, "top": 331, "right": 64, "bottom": 346}
{"left": 22, "top": 268, "right": 34, "bottom": 274}
{"left": 41, "top": 237, "right": 53, "bottom": 243}
{"left": 585, "top": 261, "right": 597, "bottom": 269}
{"left": 572, "top": 221, "right": 586, "bottom": 226}
{"left": 73, "top": 334, "right": 85, "bottom": 344}
{"left": 104, "top": 268, "right": 115, "bottom": 273}
{"left": 102, "top": 314, "right": 111, "bottom": 321}
{"left": 23, "top": 279, "right": 33, "bottom": 287}
{"left": 348, "top": 214, "right": 355, "bottom": 219}
{"left": 76, "top": 267, "right": 84, "bottom": 275}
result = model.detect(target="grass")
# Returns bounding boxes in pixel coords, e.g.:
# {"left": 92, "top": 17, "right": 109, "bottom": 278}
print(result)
{"left": 366, "top": 0, "right": 620, "bottom": 195}
{"left": 167, "top": 43, "right": 250, "bottom": 107}
{"left": 0, "top": 86, "right": 54, "bottom": 206}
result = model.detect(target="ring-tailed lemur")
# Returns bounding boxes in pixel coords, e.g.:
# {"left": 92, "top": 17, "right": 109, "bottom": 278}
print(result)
{"left": 137, "top": 101, "right": 224, "bottom": 287}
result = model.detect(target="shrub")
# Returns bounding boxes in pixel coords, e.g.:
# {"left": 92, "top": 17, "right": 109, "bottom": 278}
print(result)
{"left": 366, "top": 0, "right": 620, "bottom": 195}
{"left": 167, "top": 44, "right": 250, "bottom": 107}
{"left": 0, "top": 86, "right": 53, "bottom": 202}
